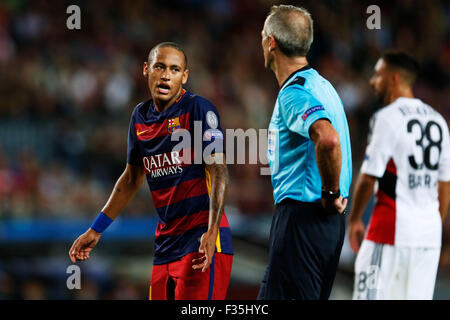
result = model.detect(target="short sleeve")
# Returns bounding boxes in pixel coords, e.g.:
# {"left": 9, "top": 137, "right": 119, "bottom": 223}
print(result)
{"left": 438, "top": 119, "right": 450, "bottom": 181}
{"left": 278, "top": 86, "right": 331, "bottom": 138}
{"left": 360, "top": 113, "right": 396, "bottom": 178}
{"left": 193, "top": 98, "right": 225, "bottom": 155}
{"left": 126, "top": 107, "right": 143, "bottom": 166}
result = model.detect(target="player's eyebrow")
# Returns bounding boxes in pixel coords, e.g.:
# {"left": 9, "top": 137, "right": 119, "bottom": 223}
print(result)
{"left": 153, "top": 62, "right": 182, "bottom": 69}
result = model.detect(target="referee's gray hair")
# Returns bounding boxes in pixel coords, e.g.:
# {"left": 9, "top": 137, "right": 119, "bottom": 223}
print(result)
{"left": 263, "top": 5, "right": 313, "bottom": 57}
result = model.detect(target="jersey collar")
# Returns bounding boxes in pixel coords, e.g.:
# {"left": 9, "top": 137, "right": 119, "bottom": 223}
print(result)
{"left": 280, "top": 65, "right": 311, "bottom": 90}
{"left": 151, "top": 89, "right": 187, "bottom": 115}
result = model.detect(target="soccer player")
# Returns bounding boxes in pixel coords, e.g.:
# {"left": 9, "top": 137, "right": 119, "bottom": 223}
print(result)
{"left": 349, "top": 50, "right": 450, "bottom": 300}
{"left": 258, "top": 5, "right": 352, "bottom": 300}
{"left": 69, "top": 42, "right": 233, "bottom": 300}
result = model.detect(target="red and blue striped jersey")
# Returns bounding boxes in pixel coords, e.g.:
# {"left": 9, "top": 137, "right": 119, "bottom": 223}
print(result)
{"left": 127, "top": 89, "right": 233, "bottom": 265}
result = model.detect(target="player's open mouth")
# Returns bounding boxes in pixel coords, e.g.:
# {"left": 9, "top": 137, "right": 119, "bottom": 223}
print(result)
{"left": 156, "top": 84, "right": 170, "bottom": 94}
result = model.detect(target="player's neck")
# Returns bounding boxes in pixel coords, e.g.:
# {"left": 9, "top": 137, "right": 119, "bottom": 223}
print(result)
{"left": 273, "top": 55, "right": 308, "bottom": 87}
{"left": 153, "top": 89, "right": 183, "bottom": 113}
{"left": 387, "top": 86, "right": 414, "bottom": 105}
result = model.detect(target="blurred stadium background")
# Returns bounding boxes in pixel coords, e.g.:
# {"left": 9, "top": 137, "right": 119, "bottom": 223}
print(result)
{"left": 0, "top": 0, "right": 449, "bottom": 300}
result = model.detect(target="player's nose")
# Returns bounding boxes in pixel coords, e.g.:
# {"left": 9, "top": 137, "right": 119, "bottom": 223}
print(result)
{"left": 161, "top": 70, "right": 170, "bottom": 81}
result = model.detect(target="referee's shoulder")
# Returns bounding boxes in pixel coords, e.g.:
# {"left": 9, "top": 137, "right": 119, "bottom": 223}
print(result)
{"left": 279, "top": 83, "right": 312, "bottom": 102}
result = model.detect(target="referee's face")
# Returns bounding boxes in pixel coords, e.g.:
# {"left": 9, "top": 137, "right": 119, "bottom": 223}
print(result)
{"left": 143, "top": 47, "right": 189, "bottom": 105}
{"left": 261, "top": 29, "right": 271, "bottom": 69}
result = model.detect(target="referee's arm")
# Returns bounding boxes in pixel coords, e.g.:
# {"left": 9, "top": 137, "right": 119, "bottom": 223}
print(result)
{"left": 310, "top": 119, "right": 348, "bottom": 214}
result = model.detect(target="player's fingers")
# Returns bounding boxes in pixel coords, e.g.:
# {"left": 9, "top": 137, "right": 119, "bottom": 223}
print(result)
{"left": 77, "top": 249, "right": 89, "bottom": 259}
{"left": 192, "top": 256, "right": 206, "bottom": 264}
{"left": 348, "top": 229, "right": 356, "bottom": 250}
{"left": 69, "top": 239, "right": 81, "bottom": 260}
{"left": 349, "top": 237, "right": 357, "bottom": 253}
{"left": 349, "top": 232, "right": 360, "bottom": 253}
{"left": 192, "top": 260, "right": 206, "bottom": 270}
{"left": 202, "top": 247, "right": 215, "bottom": 272}
{"left": 69, "top": 238, "right": 78, "bottom": 253}
{"left": 192, "top": 263, "right": 205, "bottom": 270}
{"left": 69, "top": 245, "right": 77, "bottom": 262}
{"left": 202, "top": 261, "right": 210, "bottom": 272}
{"left": 192, "top": 254, "right": 206, "bottom": 261}
{"left": 201, "top": 250, "right": 211, "bottom": 272}
{"left": 357, "top": 228, "right": 364, "bottom": 246}
{"left": 192, "top": 253, "right": 207, "bottom": 269}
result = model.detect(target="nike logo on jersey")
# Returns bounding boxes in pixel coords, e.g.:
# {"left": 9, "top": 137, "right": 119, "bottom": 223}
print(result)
{"left": 137, "top": 130, "right": 148, "bottom": 136}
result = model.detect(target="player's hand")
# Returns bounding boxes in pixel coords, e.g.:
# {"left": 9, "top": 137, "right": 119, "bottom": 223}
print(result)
{"left": 69, "top": 228, "right": 101, "bottom": 263}
{"left": 322, "top": 195, "right": 348, "bottom": 215}
{"left": 192, "top": 227, "right": 218, "bottom": 272}
{"left": 349, "top": 219, "right": 365, "bottom": 253}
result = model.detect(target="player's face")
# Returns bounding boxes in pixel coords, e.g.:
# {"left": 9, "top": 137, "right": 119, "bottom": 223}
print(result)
{"left": 370, "top": 59, "right": 391, "bottom": 105}
{"left": 143, "top": 47, "right": 188, "bottom": 105}
{"left": 261, "top": 29, "right": 272, "bottom": 69}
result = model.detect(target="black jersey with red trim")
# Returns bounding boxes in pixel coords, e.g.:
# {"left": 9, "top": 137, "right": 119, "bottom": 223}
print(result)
{"left": 127, "top": 89, "right": 233, "bottom": 264}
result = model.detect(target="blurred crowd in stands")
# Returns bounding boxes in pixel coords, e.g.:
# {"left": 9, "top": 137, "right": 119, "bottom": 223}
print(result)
{"left": 0, "top": 0, "right": 449, "bottom": 299}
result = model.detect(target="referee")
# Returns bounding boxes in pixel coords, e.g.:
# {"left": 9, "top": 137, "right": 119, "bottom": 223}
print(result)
{"left": 258, "top": 5, "right": 352, "bottom": 300}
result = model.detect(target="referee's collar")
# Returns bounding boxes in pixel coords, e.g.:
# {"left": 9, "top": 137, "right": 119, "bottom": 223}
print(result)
{"left": 280, "top": 65, "right": 311, "bottom": 89}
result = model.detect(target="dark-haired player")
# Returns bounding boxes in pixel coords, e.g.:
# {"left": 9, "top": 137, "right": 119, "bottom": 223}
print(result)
{"left": 349, "top": 50, "right": 450, "bottom": 299}
{"left": 69, "top": 42, "right": 233, "bottom": 300}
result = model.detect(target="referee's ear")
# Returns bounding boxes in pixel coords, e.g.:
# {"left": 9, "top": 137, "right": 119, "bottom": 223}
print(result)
{"left": 268, "top": 35, "right": 277, "bottom": 53}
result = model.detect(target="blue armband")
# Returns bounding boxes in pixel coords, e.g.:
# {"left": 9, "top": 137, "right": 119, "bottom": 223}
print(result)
{"left": 90, "top": 212, "right": 113, "bottom": 233}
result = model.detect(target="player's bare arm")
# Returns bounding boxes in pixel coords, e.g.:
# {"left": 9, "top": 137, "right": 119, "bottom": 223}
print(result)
{"left": 192, "top": 153, "right": 229, "bottom": 272}
{"left": 69, "top": 164, "right": 146, "bottom": 263}
{"left": 438, "top": 180, "right": 450, "bottom": 222}
{"left": 101, "top": 163, "right": 146, "bottom": 219}
{"left": 310, "top": 119, "right": 347, "bottom": 214}
{"left": 348, "top": 173, "right": 377, "bottom": 253}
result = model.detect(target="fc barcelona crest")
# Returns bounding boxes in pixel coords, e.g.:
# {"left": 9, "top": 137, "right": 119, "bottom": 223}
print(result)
{"left": 168, "top": 117, "right": 181, "bottom": 133}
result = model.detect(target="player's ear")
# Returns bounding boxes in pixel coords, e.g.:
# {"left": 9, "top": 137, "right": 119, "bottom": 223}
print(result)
{"left": 143, "top": 62, "right": 149, "bottom": 77}
{"left": 389, "top": 70, "right": 400, "bottom": 85}
{"left": 391, "top": 71, "right": 401, "bottom": 86}
{"left": 182, "top": 68, "right": 189, "bottom": 85}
